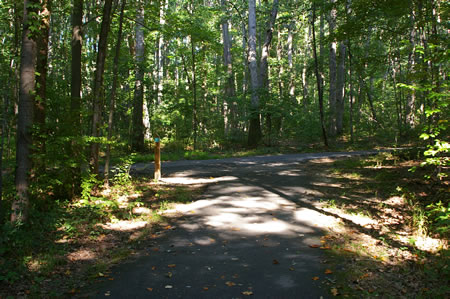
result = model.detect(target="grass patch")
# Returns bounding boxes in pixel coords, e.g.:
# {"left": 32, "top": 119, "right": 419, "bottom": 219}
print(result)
{"left": 0, "top": 176, "right": 204, "bottom": 297}
{"left": 310, "top": 154, "right": 448, "bottom": 297}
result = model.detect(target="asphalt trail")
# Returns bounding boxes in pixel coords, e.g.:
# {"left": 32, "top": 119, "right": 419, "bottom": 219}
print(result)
{"left": 89, "top": 151, "right": 380, "bottom": 298}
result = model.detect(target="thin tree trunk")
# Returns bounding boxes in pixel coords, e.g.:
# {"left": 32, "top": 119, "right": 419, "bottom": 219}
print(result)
{"left": 70, "top": 0, "right": 83, "bottom": 189}
{"left": 191, "top": 38, "right": 198, "bottom": 150}
{"left": 131, "top": 2, "right": 145, "bottom": 152}
{"left": 288, "top": 22, "right": 295, "bottom": 101}
{"left": 34, "top": 0, "right": 51, "bottom": 171}
{"left": 90, "top": 0, "right": 113, "bottom": 174}
{"left": 348, "top": 41, "right": 354, "bottom": 143}
{"left": 328, "top": 0, "right": 337, "bottom": 137}
{"left": 104, "top": 0, "right": 126, "bottom": 186}
{"left": 12, "top": 0, "right": 38, "bottom": 223}
{"left": 221, "top": 0, "right": 236, "bottom": 135}
{"left": 247, "top": 0, "right": 262, "bottom": 147}
{"left": 157, "top": 0, "right": 167, "bottom": 105}
{"left": 336, "top": 41, "right": 346, "bottom": 135}
{"left": 259, "top": 0, "right": 279, "bottom": 90}
{"left": 312, "top": 3, "right": 328, "bottom": 148}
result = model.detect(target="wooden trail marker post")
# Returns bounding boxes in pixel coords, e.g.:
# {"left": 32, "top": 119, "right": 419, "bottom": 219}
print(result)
{"left": 154, "top": 137, "right": 161, "bottom": 181}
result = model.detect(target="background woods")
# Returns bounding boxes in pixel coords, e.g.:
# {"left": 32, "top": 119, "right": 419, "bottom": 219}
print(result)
{"left": 0, "top": 0, "right": 448, "bottom": 296}
{"left": 0, "top": 0, "right": 448, "bottom": 288}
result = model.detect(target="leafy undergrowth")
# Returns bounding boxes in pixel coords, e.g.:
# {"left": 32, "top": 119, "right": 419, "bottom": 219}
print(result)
{"left": 307, "top": 153, "right": 448, "bottom": 297}
{"left": 0, "top": 178, "right": 204, "bottom": 297}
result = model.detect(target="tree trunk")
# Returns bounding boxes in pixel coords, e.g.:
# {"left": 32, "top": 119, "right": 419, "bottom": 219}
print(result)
{"left": 259, "top": 0, "right": 279, "bottom": 90}
{"left": 247, "top": 0, "right": 262, "bottom": 147}
{"left": 328, "top": 0, "right": 337, "bottom": 137}
{"left": 288, "top": 22, "right": 295, "bottom": 101}
{"left": 70, "top": 0, "right": 83, "bottom": 186}
{"left": 131, "top": 2, "right": 146, "bottom": 152}
{"left": 90, "top": 0, "right": 113, "bottom": 174}
{"left": 157, "top": 0, "right": 167, "bottom": 105}
{"left": 336, "top": 41, "right": 346, "bottom": 135}
{"left": 34, "top": 0, "right": 51, "bottom": 170}
{"left": 221, "top": 0, "right": 236, "bottom": 135}
{"left": 312, "top": 3, "right": 328, "bottom": 148}
{"left": 105, "top": 0, "right": 126, "bottom": 186}
{"left": 12, "top": 0, "right": 38, "bottom": 223}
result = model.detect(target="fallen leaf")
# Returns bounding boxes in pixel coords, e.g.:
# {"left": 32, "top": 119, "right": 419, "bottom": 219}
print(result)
{"left": 190, "top": 210, "right": 196, "bottom": 214}
{"left": 98, "top": 272, "right": 105, "bottom": 277}
{"left": 165, "top": 285, "right": 173, "bottom": 289}
{"left": 225, "top": 281, "right": 236, "bottom": 287}
{"left": 312, "top": 276, "right": 320, "bottom": 281}
{"left": 231, "top": 227, "right": 240, "bottom": 231}
{"left": 272, "top": 218, "right": 278, "bottom": 221}
{"left": 105, "top": 291, "right": 111, "bottom": 296}
{"left": 242, "top": 291, "right": 254, "bottom": 295}
{"left": 273, "top": 259, "right": 279, "bottom": 265}
{"left": 166, "top": 272, "right": 173, "bottom": 278}
{"left": 152, "top": 248, "right": 159, "bottom": 252}
{"left": 65, "top": 270, "right": 71, "bottom": 275}
{"left": 152, "top": 266, "right": 156, "bottom": 270}
{"left": 309, "top": 244, "right": 321, "bottom": 248}
{"left": 203, "top": 287, "right": 209, "bottom": 291}
{"left": 342, "top": 248, "right": 353, "bottom": 253}
{"left": 165, "top": 225, "right": 172, "bottom": 230}
{"left": 232, "top": 274, "right": 239, "bottom": 278}
{"left": 168, "top": 264, "right": 176, "bottom": 268}
{"left": 220, "top": 275, "right": 225, "bottom": 279}
{"left": 147, "top": 288, "right": 153, "bottom": 292}
{"left": 320, "top": 246, "right": 331, "bottom": 250}
{"left": 108, "top": 278, "right": 114, "bottom": 281}
{"left": 325, "top": 269, "right": 333, "bottom": 274}
{"left": 289, "top": 267, "right": 295, "bottom": 271}
{"left": 331, "top": 288, "right": 339, "bottom": 296}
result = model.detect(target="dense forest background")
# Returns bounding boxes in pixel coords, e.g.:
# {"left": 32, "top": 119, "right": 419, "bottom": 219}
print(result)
{"left": 0, "top": 0, "right": 448, "bottom": 224}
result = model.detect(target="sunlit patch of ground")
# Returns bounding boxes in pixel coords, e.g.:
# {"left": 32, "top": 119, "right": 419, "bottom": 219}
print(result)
{"left": 306, "top": 157, "right": 449, "bottom": 297}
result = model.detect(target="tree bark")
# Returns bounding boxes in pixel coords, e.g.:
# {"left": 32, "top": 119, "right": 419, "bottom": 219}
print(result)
{"left": 312, "top": 2, "right": 328, "bottom": 148}
{"left": 12, "top": 0, "right": 38, "bottom": 223}
{"left": 328, "top": 0, "right": 337, "bottom": 137}
{"left": 105, "top": 0, "right": 126, "bottom": 185}
{"left": 34, "top": 0, "right": 51, "bottom": 169}
{"left": 247, "top": 0, "right": 262, "bottom": 147}
{"left": 336, "top": 42, "right": 346, "bottom": 135}
{"left": 259, "top": 0, "right": 279, "bottom": 90}
{"left": 221, "top": 0, "right": 236, "bottom": 135}
{"left": 90, "top": 0, "right": 113, "bottom": 174}
{"left": 131, "top": 2, "right": 146, "bottom": 152}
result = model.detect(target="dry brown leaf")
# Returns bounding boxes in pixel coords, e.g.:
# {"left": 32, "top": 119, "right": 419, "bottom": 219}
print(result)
{"left": 225, "top": 281, "right": 236, "bottom": 287}
{"left": 331, "top": 288, "right": 339, "bottom": 296}
{"left": 325, "top": 269, "right": 333, "bottom": 274}
{"left": 289, "top": 267, "right": 295, "bottom": 271}
{"left": 151, "top": 266, "right": 156, "bottom": 270}
{"left": 320, "top": 246, "right": 331, "bottom": 250}
{"left": 242, "top": 291, "right": 254, "bottom": 295}
{"left": 168, "top": 264, "right": 176, "bottom": 268}
{"left": 312, "top": 276, "right": 320, "bottom": 281}
{"left": 166, "top": 272, "right": 173, "bottom": 278}
{"left": 203, "top": 287, "right": 209, "bottom": 291}
{"left": 272, "top": 259, "right": 279, "bottom": 264}
{"left": 309, "top": 244, "right": 321, "bottom": 248}
{"left": 147, "top": 288, "right": 153, "bottom": 292}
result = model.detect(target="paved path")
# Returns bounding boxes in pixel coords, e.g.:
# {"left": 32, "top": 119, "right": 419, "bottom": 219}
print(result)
{"left": 90, "top": 151, "right": 380, "bottom": 298}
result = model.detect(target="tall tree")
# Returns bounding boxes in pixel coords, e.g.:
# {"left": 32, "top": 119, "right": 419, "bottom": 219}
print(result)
{"left": 90, "top": 0, "right": 113, "bottom": 174}
{"left": 131, "top": 0, "right": 146, "bottom": 152}
{"left": 247, "top": 0, "right": 262, "bottom": 147}
{"left": 105, "top": 0, "right": 126, "bottom": 185}
{"left": 221, "top": 0, "right": 236, "bottom": 135}
{"left": 34, "top": 0, "right": 51, "bottom": 168}
{"left": 311, "top": 2, "right": 328, "bottom": 148}
{"left": 12, "top": 0, "right": 39, "bottom": 223}
{"left": 328, "top": 0, "right": 337, "bottom": 137}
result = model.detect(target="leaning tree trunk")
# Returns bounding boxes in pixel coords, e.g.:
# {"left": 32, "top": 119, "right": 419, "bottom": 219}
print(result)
{"left": 12, "top": 0, "right": 39, "bottom": 223}
{"left": 247, "top": 0, "right": 262, "bottom": 147}
{"left": 131, "top": 2, "right": 146, "bottom": 152}
{"left": 90, "top": 0, "right": 113, "bottom": 174}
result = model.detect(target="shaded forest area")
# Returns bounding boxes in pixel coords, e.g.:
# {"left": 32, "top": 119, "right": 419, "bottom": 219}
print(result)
{"left": 0, "top": 0, "right": 448, "bottom": 296}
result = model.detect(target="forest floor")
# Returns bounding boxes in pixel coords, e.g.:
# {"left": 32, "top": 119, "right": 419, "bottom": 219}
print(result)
{"left": 1, "top": 151, "right": 448, "bottom": 298}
